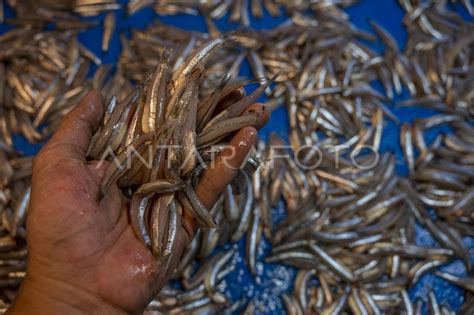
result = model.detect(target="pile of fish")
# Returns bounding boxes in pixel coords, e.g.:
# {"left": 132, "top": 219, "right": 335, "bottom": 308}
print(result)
{"left": 0, "top": 26, "right": 102, "bottom": 150}
{"left": 0, "top": 151, "right": 31, "bottom": 311}
{"left": 0, "top": 0, "right": 473, "bottom": 313}
{"left": 266, "top": 144, "right": 472, "bottom": 314}
{"left": 126, "top": 0, "right": 287, "bottom": 20}
{"left": 397, "top": 0, "right": 474, "bottom": 118}
{"left": 134, "top": 1, "right": 473, "bottom": 313}
{"left": 126, "top": 0, "right": 371, "bottom": 26}
{"left": 127, "top": 0, "right": 473, "bottom": 24}
{"left": 6, "top": 0, "right": 121, "bottom": 18}
{"left": 240, "top": 12, "right": 394, "bottom": 152}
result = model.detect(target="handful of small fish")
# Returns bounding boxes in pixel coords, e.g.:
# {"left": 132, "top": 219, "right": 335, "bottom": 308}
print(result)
{"left": 86, "top": 34, "right": 274, "bottom": 259}
{"left": 0, "top": 0, "right": 473, "bottom": 314}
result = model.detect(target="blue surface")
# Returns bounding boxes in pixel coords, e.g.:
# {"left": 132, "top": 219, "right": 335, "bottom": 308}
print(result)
{"left": 3, "top": 0, "right": 473, "bottom": 313}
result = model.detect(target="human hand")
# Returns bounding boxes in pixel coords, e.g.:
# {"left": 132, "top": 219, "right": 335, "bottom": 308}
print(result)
{"left": 8, "top": 90, "right": 268, "bottom": 314}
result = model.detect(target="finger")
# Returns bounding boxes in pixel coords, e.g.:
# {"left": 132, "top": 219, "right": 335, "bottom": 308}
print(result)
{"left": 182, "top": 127, "right": 257, "bottom": 237}
{"left": 243, "top": 103, "right": 269, "bottom": 130}
{"left": 42, "top": 90, "right": 103, "bottom": 162}
{"left": 197, "top": 126, "right": 257, "bottom": 208}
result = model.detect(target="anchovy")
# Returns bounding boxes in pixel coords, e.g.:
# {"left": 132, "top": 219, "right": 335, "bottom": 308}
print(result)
{"left": 309, "top": 243, "right": 355, "bottom": 283}
{"left": 434, "top": 271, "right": 474, "bottom": 292}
